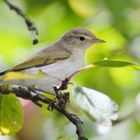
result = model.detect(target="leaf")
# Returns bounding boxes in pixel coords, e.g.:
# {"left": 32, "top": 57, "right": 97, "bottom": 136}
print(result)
{"left": 0, "top": 94, "right": 23, "bottom": 135}
{"left": 73, "top": 86, "right": 118, "bottom": 126}
{"left": 94, "top": 60, "right": 140, "bottom": 70}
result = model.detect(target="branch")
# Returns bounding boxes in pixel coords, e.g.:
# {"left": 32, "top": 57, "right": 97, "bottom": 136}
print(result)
{"left": 0, "top": 85, "right": 88, "bottom": 140}
{"left": 4, "top": 0, "right": 39, "bottom": 44}
{"left": 112, "top": 110, "right": 140, "bottom": 125}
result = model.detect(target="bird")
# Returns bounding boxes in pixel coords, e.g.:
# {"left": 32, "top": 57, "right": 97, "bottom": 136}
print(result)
{"left": 0, "top": 27, "right": 105, "bottom": 94}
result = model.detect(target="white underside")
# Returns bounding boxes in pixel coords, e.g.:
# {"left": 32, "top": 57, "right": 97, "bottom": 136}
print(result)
{"left": 0, "top": 48, "right": 85, "bottom": 94}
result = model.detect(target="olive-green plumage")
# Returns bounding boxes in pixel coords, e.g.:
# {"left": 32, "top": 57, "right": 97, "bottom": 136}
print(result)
{"left": 0, "top": 27, "right": 105, "bottom": 93}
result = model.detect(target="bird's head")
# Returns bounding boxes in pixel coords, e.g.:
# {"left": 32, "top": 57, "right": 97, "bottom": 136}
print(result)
{"left": 61, "top": 27, "right": 105, "bottom": 50}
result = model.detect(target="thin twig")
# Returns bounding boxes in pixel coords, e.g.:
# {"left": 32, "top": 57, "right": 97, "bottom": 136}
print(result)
{"left": 4, "top": 0, "right": 39, "bottom": 44}
{"left": 0, "top": 85, "right": 88, "bottom": 140}
{"left": 112, "top": 110, "right": 139, "bottom": 125}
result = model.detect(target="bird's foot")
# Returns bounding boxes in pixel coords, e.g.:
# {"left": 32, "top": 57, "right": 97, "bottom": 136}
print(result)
{"left": 58, "top": 78, "right": 69, "bottom": 90}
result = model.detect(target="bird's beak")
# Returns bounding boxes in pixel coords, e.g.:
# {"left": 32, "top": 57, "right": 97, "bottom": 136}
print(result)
{"left": 93, "top": 38, "right": 106, "bottom": 43}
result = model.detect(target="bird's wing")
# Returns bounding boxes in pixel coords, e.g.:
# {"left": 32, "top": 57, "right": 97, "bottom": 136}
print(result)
{"left": 0, "top": 45, "right": 71, "bottom": 75}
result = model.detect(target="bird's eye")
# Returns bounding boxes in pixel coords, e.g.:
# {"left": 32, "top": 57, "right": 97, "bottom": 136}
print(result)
{"left": 79, "top": 36, "right": 85, "bottom": 41}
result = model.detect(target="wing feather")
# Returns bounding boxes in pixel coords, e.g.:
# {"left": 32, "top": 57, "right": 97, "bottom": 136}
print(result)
{"left": 0, "top": 45, "right": 71, "bottom": 75}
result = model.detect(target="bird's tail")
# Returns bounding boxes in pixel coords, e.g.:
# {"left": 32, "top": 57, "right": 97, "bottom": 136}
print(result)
{"left": 0, "top": 70, "right": 9, "bottom": 83}
{"left": 0, "top": 70, "right": 8, "bottom": 76}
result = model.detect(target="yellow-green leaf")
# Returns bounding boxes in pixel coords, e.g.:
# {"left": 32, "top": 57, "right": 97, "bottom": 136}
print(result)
{"left": 94, "top": 60, "right": 140, "bottom": 70}
{"left": 0, "top": 94, "right": 23, "bottom": 135}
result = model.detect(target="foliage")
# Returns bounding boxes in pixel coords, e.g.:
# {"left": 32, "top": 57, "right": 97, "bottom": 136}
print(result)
{"left": 0, "top": 0, "right": 140, "bottom": 140}
{"left": 0, "top": 94, "right": 23, "bottom": 135}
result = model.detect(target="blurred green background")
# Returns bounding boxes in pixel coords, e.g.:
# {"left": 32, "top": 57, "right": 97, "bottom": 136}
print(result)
{"left": 0, "top": 0, "right": 140, "bottom": 140}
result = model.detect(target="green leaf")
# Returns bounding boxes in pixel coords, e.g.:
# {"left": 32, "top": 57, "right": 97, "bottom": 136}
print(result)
{"left": 94, "top": 60, "right": 140, "bottom": 70}
{"left": 0, "top": 94, "right": 23, "bottom": 135}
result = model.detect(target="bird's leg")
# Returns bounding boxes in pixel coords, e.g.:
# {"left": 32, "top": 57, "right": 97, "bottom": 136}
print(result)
{"left": 58, "top": 78, "right": 69, "bottom": 90}
{"left": 51, "top": 65, "right": 94, "bottom": 110}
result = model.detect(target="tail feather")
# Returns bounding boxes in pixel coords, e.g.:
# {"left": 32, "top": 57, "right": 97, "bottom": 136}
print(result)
{"left": 0, "top": 70, "right": 7, "bottom": 83}
{"left": 0, "top": 70, "right": 9, "bottom": 76}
